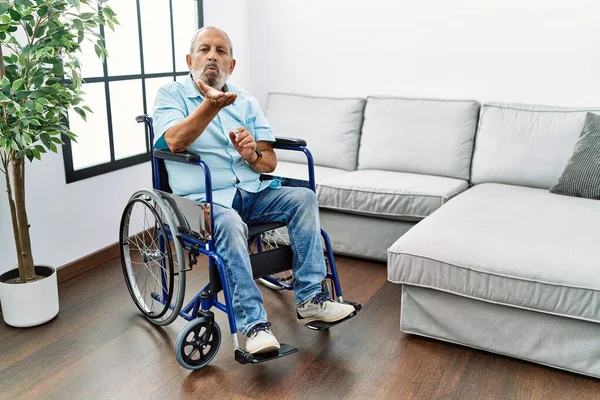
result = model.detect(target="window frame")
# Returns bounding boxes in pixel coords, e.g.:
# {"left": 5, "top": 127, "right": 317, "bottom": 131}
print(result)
{"left": 62, "top": 0, "right": 204, "bottom": 183}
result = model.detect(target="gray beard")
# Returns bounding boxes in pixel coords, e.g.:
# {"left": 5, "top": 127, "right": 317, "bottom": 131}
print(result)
{"left": 192, "top": 69, "right": 229, "bottom": 90}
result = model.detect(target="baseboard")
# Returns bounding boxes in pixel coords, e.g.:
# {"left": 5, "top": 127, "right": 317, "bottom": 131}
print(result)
{"left": 57, "top": 242, "right": 121, "bottom": 284}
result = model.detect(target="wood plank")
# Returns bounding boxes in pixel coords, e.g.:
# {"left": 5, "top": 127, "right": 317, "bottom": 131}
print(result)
{"left": 2, "top": 255, "right": 600, "bottom": 399}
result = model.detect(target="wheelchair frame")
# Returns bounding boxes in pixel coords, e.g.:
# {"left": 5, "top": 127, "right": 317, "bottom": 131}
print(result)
{"left": 119, "top": 114, "right": 360, "bottom": 370}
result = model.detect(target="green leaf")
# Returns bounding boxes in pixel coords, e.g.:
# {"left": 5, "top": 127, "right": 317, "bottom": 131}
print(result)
{"left": 34, "top": 24, "right": 46, "bottom": 38}
{"left": 25, "top": 100, "right": 35, "bottom": 111}
{"left": 36, "top": 97, "right": 52, "bottom": 106}
{"left": 73, "top": 18, "right": 83, "bottom": 31}
{"left": 80, "top": 12, "right": 95, "bottom": 20}
{"left": 37, "top": 6, "right": 48, "bottom": 17}
{"left": 73, "top": 106, "right": 86, "bottom": 121}
{"left": 0, "top": 3, "right": 7, "bottom": 15}
{"left": 34, "top": 101, "right": 43, "bottom": 113}
{"left": 67, "top": 0, "right": 81, "bottom": 10}
{"left": 15, "top": 90, "right": 30, "bottom": 101}
{"left": 8, "top": 9, "right": 21, "bottom": 21}
{"left": 40, "top": 134, "right": 51, "bottom": 149}
{"left": 16, "top": 149, "right": 27, "bottom": 159}
{"left": 11, "top": 78, "right": 23, "bottom": 91}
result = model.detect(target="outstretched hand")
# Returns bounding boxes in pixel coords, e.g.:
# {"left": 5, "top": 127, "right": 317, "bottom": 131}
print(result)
{"left": 196, "top": 79, "right": 237, "bottom": 108}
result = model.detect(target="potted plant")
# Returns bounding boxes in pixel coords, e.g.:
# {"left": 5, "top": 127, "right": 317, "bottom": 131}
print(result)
{"left": 0, "top": 0, "right": 117, "bottom": 327}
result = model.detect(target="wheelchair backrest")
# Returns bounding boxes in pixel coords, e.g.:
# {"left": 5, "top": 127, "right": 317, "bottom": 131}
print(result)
{"left": 137, "top": 114, "right": 173, "bottom": 194}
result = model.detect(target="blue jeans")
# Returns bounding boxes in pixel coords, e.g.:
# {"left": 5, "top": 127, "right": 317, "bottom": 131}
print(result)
{"left": 212, "top": 186, "right": 326, "bottom": 336}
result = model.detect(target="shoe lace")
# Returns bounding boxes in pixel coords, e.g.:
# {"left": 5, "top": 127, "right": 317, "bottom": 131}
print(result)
{"left": 248, "top": 322, "right": 272, "bottom": 339}
{"left": 310, "top": 292, "right": 330, "bottom": 306}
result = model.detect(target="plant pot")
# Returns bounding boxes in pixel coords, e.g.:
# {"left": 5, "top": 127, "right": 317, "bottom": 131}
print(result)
{"left": 0, "top": 265, "right": 60, "bottom": 328}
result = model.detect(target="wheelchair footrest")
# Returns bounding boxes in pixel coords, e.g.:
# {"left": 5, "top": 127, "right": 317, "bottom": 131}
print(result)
{"left": 304, "top": 300, "right": 361, "bottom": 331}
{"left": 234, "top": 343, "right": 298, "bottom": 364}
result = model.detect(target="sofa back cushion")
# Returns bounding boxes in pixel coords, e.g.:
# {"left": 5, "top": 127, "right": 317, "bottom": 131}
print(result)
{"left": 471, "top": 102, "right": 600, "bottom": 189}
{"left": 357, "top": 96, "right": 480, "bottom": 180}
{"left": 265, "top": 93, "right": 366, "bottom": 171}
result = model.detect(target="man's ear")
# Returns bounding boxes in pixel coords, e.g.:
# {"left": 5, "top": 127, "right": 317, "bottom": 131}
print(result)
{"left": 186, "top": 54, "right": 192, "bottom": 69}
{"left": 228, "top": 59, "right": 236, "bottom": 74}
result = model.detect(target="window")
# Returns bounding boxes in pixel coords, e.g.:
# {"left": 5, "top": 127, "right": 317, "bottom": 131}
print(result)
{"left": 62, "top": 0, "right": 203, "bottom": 183}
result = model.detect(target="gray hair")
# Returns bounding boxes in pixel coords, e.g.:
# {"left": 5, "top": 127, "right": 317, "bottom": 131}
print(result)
{"left": 189, "top": 26, "right": 234, "bottom": 57}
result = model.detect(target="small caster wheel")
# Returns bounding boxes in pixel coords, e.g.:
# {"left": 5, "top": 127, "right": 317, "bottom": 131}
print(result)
{"left": 175, "top": 317, "right": 221, "bottom": 370}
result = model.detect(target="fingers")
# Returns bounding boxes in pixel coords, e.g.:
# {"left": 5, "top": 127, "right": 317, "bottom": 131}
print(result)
{"left": 237, "top": 136, "right": 256, "bottom": 150}
{"left": 196, "top": 79, "right": 237, "bottom": 107}
{"left": 211, "top": 92, "right": 237, "bottom": 107}
{"left": 196, "top": 79, "right": 209, "bottom": 95}
{"left": 228, "top": 131, "right": 237, "bottom": 143}
{"left": 229, "top": 129, "right": 255, "bottom": 152}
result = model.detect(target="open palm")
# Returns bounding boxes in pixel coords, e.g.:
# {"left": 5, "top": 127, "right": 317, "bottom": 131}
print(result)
{"left": 196, "top": 79, "right": 237, "bottom": 108}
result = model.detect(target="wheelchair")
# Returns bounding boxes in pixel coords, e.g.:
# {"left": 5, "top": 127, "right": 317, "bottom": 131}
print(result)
{"left": 119, "top": 114, "right": 361, "bottom": 370}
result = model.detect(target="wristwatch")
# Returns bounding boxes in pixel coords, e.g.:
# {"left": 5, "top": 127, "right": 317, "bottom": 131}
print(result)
{"left": 245, "top": 149, "right": 262, "bottom": 166}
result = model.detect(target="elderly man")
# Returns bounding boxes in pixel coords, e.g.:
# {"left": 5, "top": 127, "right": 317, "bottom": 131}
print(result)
{"left": 152, "top": 26, "right": 354, "bottom": 354}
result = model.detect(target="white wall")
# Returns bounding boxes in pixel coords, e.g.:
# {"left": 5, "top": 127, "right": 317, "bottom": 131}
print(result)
{"left": 248, "top": 0, "right": 600, "bottom": 108}
{"left": 0, "top": 153, "right": 152, "bottom": 274}
{"left": 0, "top": 0, "right": 250, "bottom": 274}
{"left": 203, "top": 0, "right": 251, "bottom": 90}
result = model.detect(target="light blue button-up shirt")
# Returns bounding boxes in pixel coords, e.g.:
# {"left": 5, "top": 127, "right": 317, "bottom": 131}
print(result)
{"left": 152, "top": 74, "right": 280, "bottom": 208}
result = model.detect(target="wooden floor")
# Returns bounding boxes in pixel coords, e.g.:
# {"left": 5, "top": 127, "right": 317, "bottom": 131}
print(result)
{"left": 2, "top": 255, "right": 600, "bottom": 400}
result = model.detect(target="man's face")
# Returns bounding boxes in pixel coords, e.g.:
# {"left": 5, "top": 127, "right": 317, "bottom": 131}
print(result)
{"left": 187, "top": 29, "right": 236, "bottom": 90}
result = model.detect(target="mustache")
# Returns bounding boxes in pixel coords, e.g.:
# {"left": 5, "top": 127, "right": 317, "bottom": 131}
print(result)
{"left": 204, "top": 63, "right": 220, "bottom": 72}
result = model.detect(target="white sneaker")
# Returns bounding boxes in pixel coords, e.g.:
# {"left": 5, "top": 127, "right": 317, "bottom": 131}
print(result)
{"left": 297, "top": 292, "right": 355, "bottom": 323}
{"left": 245, "top": 322, "right": 280, "bottom": 354}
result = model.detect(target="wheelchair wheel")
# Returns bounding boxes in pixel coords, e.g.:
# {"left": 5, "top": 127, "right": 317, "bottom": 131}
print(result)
{"left": 120, "top": 190, "right": 186, "bottom": 326}
{"left": 175, "top": 317, "right": 221, "bottom": 370}
{"left": 254, "top": 229, "right": 295, "bottom": 290}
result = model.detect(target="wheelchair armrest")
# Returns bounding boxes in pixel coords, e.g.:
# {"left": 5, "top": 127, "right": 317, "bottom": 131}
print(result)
{"left": 153, "top": 149, "right": 201, "bottom": 163}
{"left": 273, "top": 137, "right": 307, "bottom": 148}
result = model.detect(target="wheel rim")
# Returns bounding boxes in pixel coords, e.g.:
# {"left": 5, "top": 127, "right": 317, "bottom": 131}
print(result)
{"left": 120, "top": 198, "right": 174, "bottom": 319}
{"left": 177, "top": 318, "right": 221, "bottom": 369}
{"left": 150, "top": 194, "right": 187, "bottom": 325}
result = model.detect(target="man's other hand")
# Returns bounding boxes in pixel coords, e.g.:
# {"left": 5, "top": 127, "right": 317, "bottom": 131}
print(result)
{"left": 229, "top": 127, "right": 258, "bottom": 162}
{"left": 197, "top": 79, "right": 237, "bottom": 109}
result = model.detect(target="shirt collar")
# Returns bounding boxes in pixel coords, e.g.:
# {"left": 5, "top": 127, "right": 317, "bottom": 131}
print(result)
{"left": 184, "top": 72, "right": 230, "bottom": 98}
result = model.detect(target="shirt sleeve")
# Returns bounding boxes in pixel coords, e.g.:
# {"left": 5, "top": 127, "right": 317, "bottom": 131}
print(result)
{"left": 152, "top": 86, "right": 185, "bottom": 150}
{"left": 248, "top": 97, "right": 275, "bottom": 143}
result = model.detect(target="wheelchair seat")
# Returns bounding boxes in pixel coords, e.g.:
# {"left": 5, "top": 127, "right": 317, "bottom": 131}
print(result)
{"left": 153, "top": 149, "right": 287, "bottom": 239}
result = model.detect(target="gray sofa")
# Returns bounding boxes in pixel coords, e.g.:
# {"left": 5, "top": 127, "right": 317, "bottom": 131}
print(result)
{"left": 266, "top": 93, "right": 478, "bottom": 261}
{"left": 265, "top": 92, "right": 600, "bottom": 378}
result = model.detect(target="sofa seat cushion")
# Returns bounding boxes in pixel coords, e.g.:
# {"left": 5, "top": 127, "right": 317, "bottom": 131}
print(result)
{"left": 317, "top": 170, "right": 469, "bottom": 222}
{"left": 388, "top": 183, "right": 600, "bottom": 323}
{"left": 267, "top": 160, "right": 350, "bottom": 185}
